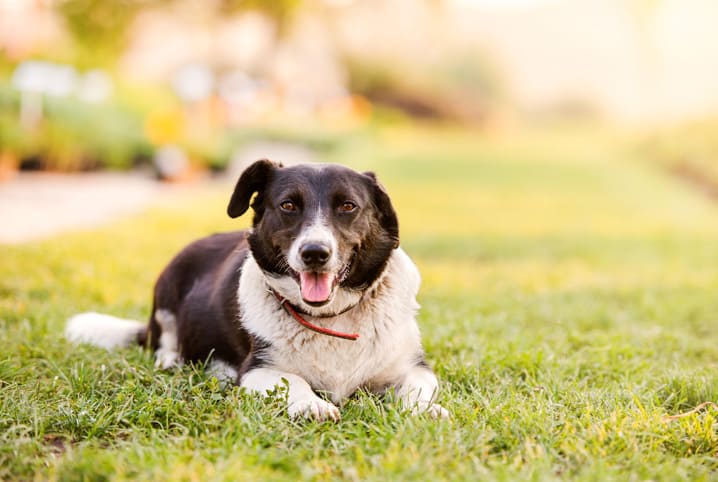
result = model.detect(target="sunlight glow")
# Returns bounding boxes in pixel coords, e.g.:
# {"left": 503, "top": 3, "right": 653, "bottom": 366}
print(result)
{"left": 449, "top": 0, "right": 561, "bottom": 9}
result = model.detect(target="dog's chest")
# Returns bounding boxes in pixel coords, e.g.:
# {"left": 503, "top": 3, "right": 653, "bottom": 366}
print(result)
{"left": 270, "top": 303, "right": 418, "bottom": 401}
{"left": 239, "top": 254, "right": 422, "bottom": 402}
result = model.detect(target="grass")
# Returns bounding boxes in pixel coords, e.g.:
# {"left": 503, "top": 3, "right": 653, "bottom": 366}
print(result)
{"left": 2, "top": 123, "right": 718, "bottom": 480}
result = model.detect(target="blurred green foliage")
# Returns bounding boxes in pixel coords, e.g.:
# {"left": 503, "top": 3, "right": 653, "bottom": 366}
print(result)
{"left": 0, "top": 0, "right": 353, "bottom": 173}
{"left": 0, "top": 86, "right": 29, "bottom": 157}
{"left": 0, "top": 81, "right": 151, "bottom": 171}
{"left": 58, "top": 0, "right": 157, "bottom": 68}
{"left": 58, "top": 0, "right": 303, "bottom": 68}
{"left": 0, "top": 75, "right": 368, "bottom": 172}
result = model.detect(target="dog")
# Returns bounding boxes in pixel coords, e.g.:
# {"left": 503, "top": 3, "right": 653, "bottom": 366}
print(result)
{"left": 66, "top": 160, "right": 447, "bottom": 421}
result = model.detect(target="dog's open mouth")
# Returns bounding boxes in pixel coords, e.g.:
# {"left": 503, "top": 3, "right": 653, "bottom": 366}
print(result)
{"left": 299, "top": 272, "right": 335, "bottom": 303}
{"left": 290, "top": 259, "right": 352, "bottom": 306}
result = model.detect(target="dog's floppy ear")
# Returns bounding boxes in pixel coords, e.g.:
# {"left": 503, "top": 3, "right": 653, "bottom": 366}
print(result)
{"left": 364, "top": 171, "right": 399, "bottom": 249}
{"left": 227, "top": 159, "right": 278, "bottom": 218}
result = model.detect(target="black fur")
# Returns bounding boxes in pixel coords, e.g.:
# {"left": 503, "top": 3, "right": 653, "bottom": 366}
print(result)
{"left": 145, "top": 231, "right": 251, "bottom": 367}
{"left": 227, "top": 159, "right": 276, "bottom": 220}
{"left": 239, "top": 337, "right": 273, "bottom": 374}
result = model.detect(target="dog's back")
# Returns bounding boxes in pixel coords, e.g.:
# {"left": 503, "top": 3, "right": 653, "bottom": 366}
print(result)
{"left": 148, "top": 231, "right": 251, "bottom": 367}
{"left": 67, "top": 231, "right": 252, "bottom": 372}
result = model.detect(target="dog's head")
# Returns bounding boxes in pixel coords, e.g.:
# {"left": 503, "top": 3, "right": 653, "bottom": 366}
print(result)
{"left": 228, "top": 159, "right": 399, "bottom": 309}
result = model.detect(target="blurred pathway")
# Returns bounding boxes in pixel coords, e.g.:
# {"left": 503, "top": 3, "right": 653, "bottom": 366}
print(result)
{"left": 0, "top": 172, "right": 168, "bottom": 244}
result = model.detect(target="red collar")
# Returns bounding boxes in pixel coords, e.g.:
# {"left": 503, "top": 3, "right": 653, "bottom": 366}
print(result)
{"left": 270, "top": 289, "right": 360, "bottom": 341}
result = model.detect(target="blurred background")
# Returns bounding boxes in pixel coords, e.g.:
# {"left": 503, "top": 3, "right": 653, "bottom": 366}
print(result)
{"left": 2, "top": 0, "right": 718, "bottom": 241}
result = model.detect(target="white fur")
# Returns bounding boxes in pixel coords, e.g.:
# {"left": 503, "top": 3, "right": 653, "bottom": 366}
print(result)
{"left": 65, "top": 312, "right": 144, "bottom": 350}
{"left": 287, "top": 211, "right": 340, "bottom": 273}
{"left": 242, "top": 367, "right": 340, "bottom": 421}
{"left": 239, "top": 247, "right": 447, "bottom": 417}
{"left": 396, "top": 366, "right": 448, "bottom": 418}
{"left": 153, "top": 309, "right": 182, "bottom": 369}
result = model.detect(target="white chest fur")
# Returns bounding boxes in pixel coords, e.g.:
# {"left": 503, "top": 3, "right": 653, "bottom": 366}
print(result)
{"left": 238, "top": 248, "right": 424, "bottom": 403}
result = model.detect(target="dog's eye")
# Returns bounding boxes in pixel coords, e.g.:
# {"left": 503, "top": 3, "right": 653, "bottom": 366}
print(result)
{"left": 339, "top": 201, "right": 357, "bottom": 213}
{"left": 280, "top": 201, "right": 298, "bottom": 212}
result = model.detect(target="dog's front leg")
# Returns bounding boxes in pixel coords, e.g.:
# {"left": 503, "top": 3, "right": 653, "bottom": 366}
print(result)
{"left": 241, "top": 368, "right": 340, "bottom": 422}
{"left": 395, "top": 365, "right": 449, "bottom": 418}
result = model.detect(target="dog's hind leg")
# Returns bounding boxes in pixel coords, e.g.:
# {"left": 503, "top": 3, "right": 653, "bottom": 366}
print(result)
{"left": 153, "top": 309, "right": 182, "bottom": 369}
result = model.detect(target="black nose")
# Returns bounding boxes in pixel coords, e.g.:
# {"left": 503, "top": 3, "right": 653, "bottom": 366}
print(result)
{"left": 300, "top": 243, "right": 331, "bottom": 267}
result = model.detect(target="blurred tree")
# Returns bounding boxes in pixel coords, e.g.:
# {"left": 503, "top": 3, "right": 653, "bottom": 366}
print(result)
{"left": 58, "top": 0, "right": 168, "bottom": 68}
{"left": 58, "top": 0, "right": 303, "bottom": 68}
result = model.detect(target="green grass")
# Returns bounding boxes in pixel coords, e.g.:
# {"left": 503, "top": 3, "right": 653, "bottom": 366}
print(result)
{"left": 3, "top": 124, "right": 718, "bottom": 481}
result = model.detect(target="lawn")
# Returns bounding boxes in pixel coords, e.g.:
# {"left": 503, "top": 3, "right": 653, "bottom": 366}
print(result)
{"left": 2, "top": 124, "right": 718, "bottom": 481}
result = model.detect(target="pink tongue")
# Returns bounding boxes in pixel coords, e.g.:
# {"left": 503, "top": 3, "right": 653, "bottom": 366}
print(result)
{"left": 299, "top": 272, "right": 335, "bottom": 302}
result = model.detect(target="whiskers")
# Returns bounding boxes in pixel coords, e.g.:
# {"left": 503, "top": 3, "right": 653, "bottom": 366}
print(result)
{"left": 275, "top": 255, "right": 291, "bottom": 274}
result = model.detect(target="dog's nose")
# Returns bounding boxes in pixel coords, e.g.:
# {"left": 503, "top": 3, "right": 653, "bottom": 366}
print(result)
{"left": 300, "top": 243, "right": 331, "bottom": 267}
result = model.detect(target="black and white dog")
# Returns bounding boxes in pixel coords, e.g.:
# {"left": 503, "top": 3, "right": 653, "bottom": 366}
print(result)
{"left": 66, "top": 160, "right": 447, "bottom": 421}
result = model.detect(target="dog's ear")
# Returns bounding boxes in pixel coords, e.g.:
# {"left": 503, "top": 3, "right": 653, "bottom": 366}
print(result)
{"left": 364, "top": 171, "right": 399, "bottom": 249}
{"left": 227, "top": 159, "right": 278, "bottom": 218}
{"left": 363, "top": 171, "right": 377, "bottom": 182}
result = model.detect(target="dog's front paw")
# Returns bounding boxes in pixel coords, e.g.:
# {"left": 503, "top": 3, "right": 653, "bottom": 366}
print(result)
{"left": 288, "top": 397, "right": 341, "bottom": 422}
